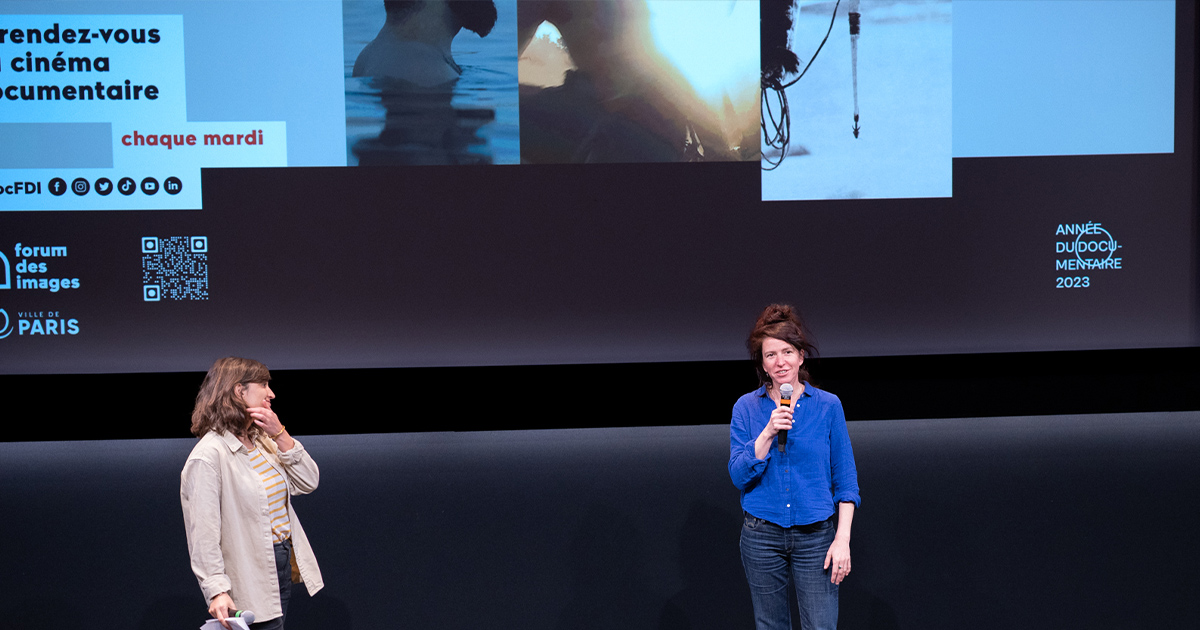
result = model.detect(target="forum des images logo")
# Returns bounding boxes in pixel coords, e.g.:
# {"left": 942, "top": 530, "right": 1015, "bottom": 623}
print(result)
{"left": 0, "top": 243, "right": 81, "bottom": 338}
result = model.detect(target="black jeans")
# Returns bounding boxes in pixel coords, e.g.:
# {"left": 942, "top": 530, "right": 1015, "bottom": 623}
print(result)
{"left": 250, "top": 539, "right": 293, "bottom": 630}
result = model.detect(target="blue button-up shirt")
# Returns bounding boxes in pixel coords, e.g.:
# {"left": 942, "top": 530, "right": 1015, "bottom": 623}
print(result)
{"left": 729, "top": 384, "right": 860, "bottom": 527}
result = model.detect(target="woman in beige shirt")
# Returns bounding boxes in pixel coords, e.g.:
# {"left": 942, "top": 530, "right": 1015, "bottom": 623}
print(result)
{"left": 181, "top": 357, "right": 324, "bottom": 630}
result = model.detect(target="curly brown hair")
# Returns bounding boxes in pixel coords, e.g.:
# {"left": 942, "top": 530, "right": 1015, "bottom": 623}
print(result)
{"left": 190, "top": 357, "right": 271, "bottom": 438}
{"left": 746, "top": 304, "right": 817, "bottom": 390}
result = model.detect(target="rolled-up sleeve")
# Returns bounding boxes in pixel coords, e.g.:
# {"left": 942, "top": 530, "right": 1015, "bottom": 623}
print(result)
{"left": 829, "top": 403, "right": 861, "bottom": 508}
{"left": 180, "top": 459, "right": 231, "bottom": 601}
{"left": 729, "top": 400, "right": 768, "bottom": 490}
{"left": 278, "top": 438, "right": 319, "bottom": 495}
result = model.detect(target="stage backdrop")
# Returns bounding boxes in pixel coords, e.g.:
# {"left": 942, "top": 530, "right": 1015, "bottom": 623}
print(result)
{"left": 2, "top": 412, "right": 1197, "bottom": 630}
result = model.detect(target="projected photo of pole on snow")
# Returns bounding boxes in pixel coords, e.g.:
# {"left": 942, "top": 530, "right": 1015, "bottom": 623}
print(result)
{"left": 762, "top": 0, "right": 951, "bottom": 200}
{"left": 518, "top": 0, "right": 761, "bottom": 164}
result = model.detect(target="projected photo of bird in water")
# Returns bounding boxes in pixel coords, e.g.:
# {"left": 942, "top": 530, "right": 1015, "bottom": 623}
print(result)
{"left": 762, "top": 0, "right": 951, "bottom": 200}
{"left": 518, "top": 0, "right": 762, "bottom": 163}
{"left": 344, "top": 0, "right": 520, "bottom": 165}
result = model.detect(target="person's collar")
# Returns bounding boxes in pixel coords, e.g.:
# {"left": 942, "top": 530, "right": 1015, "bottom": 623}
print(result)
{"left": 757, "top": 382, "right": 813, "bottom": 398}
{"left": 218, "top": 430, "right": 245, "bottom": 453}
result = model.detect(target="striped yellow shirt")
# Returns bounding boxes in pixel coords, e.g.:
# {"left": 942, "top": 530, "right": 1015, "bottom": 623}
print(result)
{"left": 248, "top": 446, "right": 292, "bottom": 543}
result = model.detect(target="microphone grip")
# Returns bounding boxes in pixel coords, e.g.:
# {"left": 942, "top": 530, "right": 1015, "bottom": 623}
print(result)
{"left": 777, "top": 397, "right": 791, "bottom": 452}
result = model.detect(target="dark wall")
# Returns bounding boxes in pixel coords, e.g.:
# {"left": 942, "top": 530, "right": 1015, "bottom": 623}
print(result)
{"left": 6, "top": 346, "right": 1200, "bottom": 443}
{"left": 3, "top": 412, "right": 1197, "bottom": 630}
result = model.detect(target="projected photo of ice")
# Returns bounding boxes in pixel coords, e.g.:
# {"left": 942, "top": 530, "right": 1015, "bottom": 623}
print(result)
{"left": 344, "top": 0, "right": 520, "bottom": 165}
{"left": 518, "top": 0, "right": 761, "bottom": 163}
{"left": 762, "top": 0, "right": 951, "bottom": 200}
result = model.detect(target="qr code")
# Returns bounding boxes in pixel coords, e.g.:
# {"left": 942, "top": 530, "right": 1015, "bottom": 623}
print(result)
{"left": 141, "top": 236, "right": 209, "bottom": 301}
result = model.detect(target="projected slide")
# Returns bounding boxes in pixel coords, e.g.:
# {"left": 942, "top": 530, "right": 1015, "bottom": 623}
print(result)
{"left": 0, "top": 1, "right": 346, "bottom": 211}
{"left": 345, "top": 0, "right": 520, "bottom": 166}
{"left": 763, "top": 0, "right": 1175, "bottom": 201}
{"left": 0, "top": 0, "right": 1194, "bottom": 375}
{"left": 953, "top": 0, "right": 1176, "bottom": 158}
{"left": 518, "top": 0, "right": 760, "bottom": 164}
{"left": 762, "top": 0, "right": 952, "bottom": 201}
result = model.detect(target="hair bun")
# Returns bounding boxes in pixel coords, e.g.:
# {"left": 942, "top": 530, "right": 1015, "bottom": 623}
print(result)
{"left": 758, "top": 303, "right": 794, "bottom": 326}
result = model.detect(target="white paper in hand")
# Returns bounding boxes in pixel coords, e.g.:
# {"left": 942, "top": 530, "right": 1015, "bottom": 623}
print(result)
{"left": 200, "top": 616, "right": 252, "bottom": 630}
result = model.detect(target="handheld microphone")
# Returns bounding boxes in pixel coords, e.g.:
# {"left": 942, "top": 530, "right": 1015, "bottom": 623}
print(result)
{"left": 777, "top": 383, "right": 793, "bottom": 452}
{"left": 200, "top": 610, "right": 255, "bottom": 630}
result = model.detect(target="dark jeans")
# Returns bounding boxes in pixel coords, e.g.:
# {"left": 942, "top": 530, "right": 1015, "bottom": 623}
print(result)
{"left": 250, "top": 539, "right": 293, "bottom": 630}
{"left": 740, "top": 514, "right": 838, "bottom": 630}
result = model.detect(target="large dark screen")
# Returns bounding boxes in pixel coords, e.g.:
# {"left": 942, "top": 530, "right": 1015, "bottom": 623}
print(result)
{"left": 0, "top": 0, "right": 1195, "bottom": 374}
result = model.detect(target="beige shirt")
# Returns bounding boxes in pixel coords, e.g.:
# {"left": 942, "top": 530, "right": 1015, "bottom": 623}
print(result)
{"left": 181, "top": 431, "right": 324, "bottom": 620}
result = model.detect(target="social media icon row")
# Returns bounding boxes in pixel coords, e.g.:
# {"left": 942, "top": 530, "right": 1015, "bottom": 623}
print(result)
{"left": 48, "top": 177, "right": 182, "bottom": 197}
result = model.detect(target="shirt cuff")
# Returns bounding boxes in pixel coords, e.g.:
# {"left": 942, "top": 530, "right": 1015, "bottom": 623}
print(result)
{"left": 278, "top": 438, "right": 306, "bottom": 464}
{"left": 744, "top": 440, "right": 769, "bottom": 477}
{"left": 834, "top": 491, "right": 861, "bottom": 509}
{"left": 200, "top": 575, "right": 232, "bottom": 602}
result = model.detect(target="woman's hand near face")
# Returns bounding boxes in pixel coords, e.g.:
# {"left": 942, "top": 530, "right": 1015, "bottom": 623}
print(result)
{"left": 249, "top": 407, "right": 294, "bottom": 451}
{"left": 248, "top": 405, "right": 281, "bottom": 434}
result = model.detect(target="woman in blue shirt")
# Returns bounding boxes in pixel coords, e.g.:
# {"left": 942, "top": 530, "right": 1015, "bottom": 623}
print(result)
{"left": 729, "top": 304, "right": 860, "bottom": 630}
